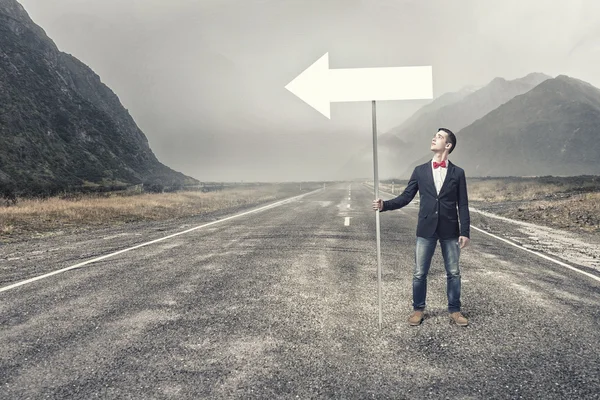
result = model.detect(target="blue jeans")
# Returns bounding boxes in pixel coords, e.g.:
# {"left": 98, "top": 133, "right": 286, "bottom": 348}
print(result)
{"left": 413, "top": 233, "right": 462, "bottom": 313}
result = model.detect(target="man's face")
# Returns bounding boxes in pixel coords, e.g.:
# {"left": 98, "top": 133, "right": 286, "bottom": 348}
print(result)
{"left": 430, "top": 130, "right": 449, "bottom": 152}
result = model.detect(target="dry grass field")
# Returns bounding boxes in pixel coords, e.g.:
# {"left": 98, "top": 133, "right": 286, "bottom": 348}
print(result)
{"left": 380, "top": 176, "right": 600, "bottom": 233}
{"left": 467, "top": 177, "right": 600, "bottom": 232}
{"left": 3, "top": 176, "right": 600, "bottom": 243}
{"left": 0, "top": 183, "right": 320, "bottom": 242}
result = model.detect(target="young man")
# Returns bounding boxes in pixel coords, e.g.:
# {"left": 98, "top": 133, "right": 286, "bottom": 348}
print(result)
{"left": 372, "top": 128, "right": 471, "bottom": 326}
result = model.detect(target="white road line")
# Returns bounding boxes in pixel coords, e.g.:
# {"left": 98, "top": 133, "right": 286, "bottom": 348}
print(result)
{"left": 344, "top": 217, "right": 351, "bottom": 226}
{"left": 471, "top": 226, "right": 600, "bottom": 283}
{"left": 374, "top": 187, "right": 600, "bottom": 283}
{"left": 0, "top": 188, "right": 323, "bottom": 294}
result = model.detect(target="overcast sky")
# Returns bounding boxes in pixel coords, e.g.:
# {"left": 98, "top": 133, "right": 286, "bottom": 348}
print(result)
{"left": 16, "top": 0, "right": 600, "bottom": 182}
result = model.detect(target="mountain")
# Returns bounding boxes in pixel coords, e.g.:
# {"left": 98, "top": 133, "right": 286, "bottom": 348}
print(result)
{"left": 336, "top": 87, "right": 475, "bottom": 180}
{"left": 0, "top": 0, "right": 198, "bottom": 195}
{"left": 339, "top": 72, "right": 552, "bottom": 180}
{"left": 386, "top": 86, "right": 478, "bottom": 137}
{"left": 447, "top": 75, "right": 600, "bottom": 177}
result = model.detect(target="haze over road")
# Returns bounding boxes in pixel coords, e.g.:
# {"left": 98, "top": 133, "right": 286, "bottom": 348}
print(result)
{"left": 1, "top": 184, "right": 599, "bottom": 399}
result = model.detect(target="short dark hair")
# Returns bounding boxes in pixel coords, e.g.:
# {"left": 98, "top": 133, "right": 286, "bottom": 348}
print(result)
{"left": 438, "top": 128, "right": 456, "bottom": 154}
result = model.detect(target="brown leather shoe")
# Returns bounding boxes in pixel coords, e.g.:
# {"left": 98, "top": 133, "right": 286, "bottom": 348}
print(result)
{"left": 449, "top": 312, "right": 468, "bottom": 326}
{"left": 408, "top": 311, "right": 424, "bottom": 326}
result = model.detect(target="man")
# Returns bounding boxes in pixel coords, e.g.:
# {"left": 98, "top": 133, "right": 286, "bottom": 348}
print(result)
{"left": 372, "top": 128, "right": 470, "bottom": 327}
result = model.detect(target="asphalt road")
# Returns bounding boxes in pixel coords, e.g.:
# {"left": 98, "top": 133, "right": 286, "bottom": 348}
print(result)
{"left": 1, "top": 183, "right": 599, "bottom": 399}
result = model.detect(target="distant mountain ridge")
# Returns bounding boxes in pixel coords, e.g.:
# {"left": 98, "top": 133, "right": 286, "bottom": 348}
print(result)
{"left": 447, "top": 75, "right": 600, "bottom": 177}
{"left": 386, "top": 86, "right": 478, "bottom": 136}
{"left": 0, "top": 0, "right": 198, "bottom": 194}
{"left": 339, "top": 72, "right": 552, "bottom": 179}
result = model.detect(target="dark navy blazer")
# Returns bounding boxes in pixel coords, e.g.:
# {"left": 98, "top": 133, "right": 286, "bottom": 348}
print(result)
{"left": 382, "top": 160, "right": 470, "bottom": 239}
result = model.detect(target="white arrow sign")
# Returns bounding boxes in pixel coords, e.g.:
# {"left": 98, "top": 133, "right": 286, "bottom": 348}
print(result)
{"left": 285, "top": 52, "right": 433, "bottom": 118}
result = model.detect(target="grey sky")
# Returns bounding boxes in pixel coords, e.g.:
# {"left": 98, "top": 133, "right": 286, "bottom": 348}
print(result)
{"left": 16, "top": 0, "right": 600, "bottom": 182}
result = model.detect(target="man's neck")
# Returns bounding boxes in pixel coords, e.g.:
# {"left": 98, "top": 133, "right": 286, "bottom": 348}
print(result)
{"left": 432, "top": 152, "right": 448, "bottom": 163}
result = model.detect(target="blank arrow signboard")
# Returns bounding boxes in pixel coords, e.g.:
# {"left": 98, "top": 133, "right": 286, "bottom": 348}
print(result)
{"left": 285, "top": 52, "right": 433, "bottom": 118}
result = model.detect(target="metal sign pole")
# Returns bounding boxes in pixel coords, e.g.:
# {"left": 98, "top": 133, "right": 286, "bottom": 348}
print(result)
{"left": 372, "top": 100, "right": 383, "bottom": 330}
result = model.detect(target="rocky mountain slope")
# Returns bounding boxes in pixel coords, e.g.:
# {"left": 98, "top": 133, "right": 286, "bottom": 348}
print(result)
{"left": 449, "top": 75, "right": 600, "bottom": 177}
{"left": 0, "top": 0, "right": 198, "bottom": 195}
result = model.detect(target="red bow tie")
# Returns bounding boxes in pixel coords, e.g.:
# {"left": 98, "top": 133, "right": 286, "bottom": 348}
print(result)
{"left": 433, "top": 160, "right": 447, "bottom": 169}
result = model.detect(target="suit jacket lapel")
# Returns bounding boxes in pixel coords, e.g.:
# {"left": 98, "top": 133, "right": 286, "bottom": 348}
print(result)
{"left": 438, "top": 161, "right": 455, "bottom": 195}
{"left": 425, "top": 162, "right": 436, "bottom": 195}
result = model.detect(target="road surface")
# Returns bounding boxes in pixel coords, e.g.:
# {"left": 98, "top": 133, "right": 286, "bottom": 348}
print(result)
{"left": 1, "top": 183, "right": 599, "bottom": 399}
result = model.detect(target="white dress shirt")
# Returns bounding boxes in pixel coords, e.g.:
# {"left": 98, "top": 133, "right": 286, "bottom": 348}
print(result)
{"left": 431, "top": 158, "right": 449, "bottom": 195}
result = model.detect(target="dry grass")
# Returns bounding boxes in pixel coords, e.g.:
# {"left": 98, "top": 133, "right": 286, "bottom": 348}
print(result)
{"left": 381, "top": 177, "right": 599, "bottom": 201}
{"left": 467, "top": 179, "right": 565, "bottom": 202}
{"left": 0, "top": 184, "right": 311, "bottom": 241}
{"left": 466, "top": 178, "right": 600, "bottom": 232}
{"left": 379, "top": 180, "right": 565, "bottom": 201}
{"left": 378, "top": 176, "right": 600, "bottom": 233}
{"left": 379, "top": 180, "right": 559, "bottom": 201}
{"left": 500, "top": 192, "right": 600, "bottom": 232}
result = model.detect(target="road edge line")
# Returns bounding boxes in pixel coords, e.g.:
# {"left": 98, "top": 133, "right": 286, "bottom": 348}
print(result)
{"left": 0, "top": 187, "right": 323, "bottom": 294}
{"left": 369, "top": 184, "right": 600, "bottom": 283}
